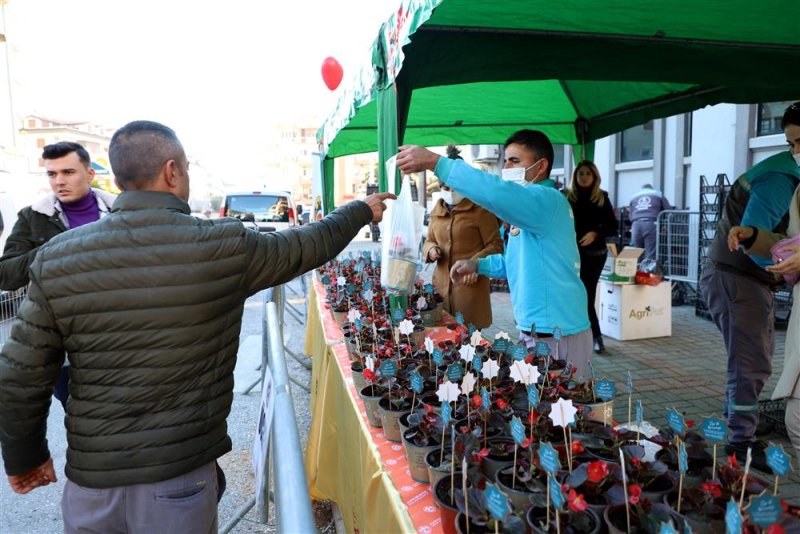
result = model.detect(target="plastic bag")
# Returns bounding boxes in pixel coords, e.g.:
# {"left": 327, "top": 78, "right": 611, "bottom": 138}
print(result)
{"left": 381, "top": 176, "right": 421, "bottom": 294}
{"left": 635, "top": 258, "right": 664, "bottom": 286}
{"left": 770, "top": 234, "right": 800, "bottom": 285}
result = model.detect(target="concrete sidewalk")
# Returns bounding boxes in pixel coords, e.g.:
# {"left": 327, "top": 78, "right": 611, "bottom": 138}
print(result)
{"left": 483, "top": 288, "right": 800, "bottom": 503}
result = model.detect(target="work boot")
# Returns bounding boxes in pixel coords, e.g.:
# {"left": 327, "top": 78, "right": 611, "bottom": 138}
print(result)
{"left": 593, "top": 336, "right": 606, "bottom": 354}
{"left": 724, "top": 441, "right": 770, "bottom": 473}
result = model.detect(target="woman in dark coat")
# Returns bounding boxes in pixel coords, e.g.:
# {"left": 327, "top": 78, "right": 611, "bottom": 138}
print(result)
{"left": 566, "top": 160, "right": 618, "bottom": 353}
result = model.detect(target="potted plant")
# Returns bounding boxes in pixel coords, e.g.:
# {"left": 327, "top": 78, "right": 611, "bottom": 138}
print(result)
{"left": 454, "top": 480, "right": 527, "bottom": 534}
{"left": 401, "top": 406, "right": 445, "bottom": 483}
{"left": 378, "top": 381, "right": 412, "bottom": 442}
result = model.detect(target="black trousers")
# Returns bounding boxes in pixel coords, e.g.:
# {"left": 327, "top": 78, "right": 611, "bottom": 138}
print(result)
{"left": 579, "top": 251, "right": 608, "bottom": 338}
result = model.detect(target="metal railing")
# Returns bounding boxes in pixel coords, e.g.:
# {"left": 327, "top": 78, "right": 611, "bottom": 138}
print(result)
{"left": 655, "top": 210, "right": 701, "bottom": 284}
{"left": 221, "top": 281, "right": 315, "bottom": 533}
{"left": 0, "top": 288, "right": 26, "bottom": 345}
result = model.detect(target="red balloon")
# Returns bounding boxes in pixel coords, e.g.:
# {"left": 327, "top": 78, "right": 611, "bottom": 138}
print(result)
{"left": 321, "top": 56, "right": 343, "bottom": 91}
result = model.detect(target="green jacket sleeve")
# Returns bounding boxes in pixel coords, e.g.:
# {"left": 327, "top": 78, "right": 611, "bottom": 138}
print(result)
{"left": 244, "top": 200, "right": 373, "bottom": 293}
{"left": 0, "top": 274, "right": 65, "bottom": 476}
{"left": 0, "top": 210, "right": 41, "bottom": 291}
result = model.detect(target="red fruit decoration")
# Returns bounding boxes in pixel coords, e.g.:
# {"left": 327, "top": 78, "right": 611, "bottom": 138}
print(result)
{"left": 321, "top": 56, "right": 343, "bottom": 91}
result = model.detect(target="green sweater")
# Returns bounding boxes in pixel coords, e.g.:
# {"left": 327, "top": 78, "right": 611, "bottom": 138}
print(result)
{"left": 0, "top": 190, "right": 372, "bottom": 487}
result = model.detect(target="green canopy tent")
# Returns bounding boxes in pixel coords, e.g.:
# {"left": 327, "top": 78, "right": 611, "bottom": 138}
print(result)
{"left": 317, "top": 0, "right": 800, "bottom": 208}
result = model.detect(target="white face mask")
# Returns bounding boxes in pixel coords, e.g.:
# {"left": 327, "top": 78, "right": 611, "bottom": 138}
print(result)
{"left": 793, "top": 152, "right": 800, "bottom": 166}
{"left": 501, "top": 160, "right": 542, "bottom": 186}
{"left": 439, "top": 190, "right": 464, "bottom": 205}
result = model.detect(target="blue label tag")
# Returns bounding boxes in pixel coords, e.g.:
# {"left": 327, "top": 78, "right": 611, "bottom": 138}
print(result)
{"left": 481, "top": 387, "right": 490, "bottom": 411}
{"left": 355, "top": 262, "right": 364, "bottom": 273}
{"left": 364, "top": 281, "right": 373, "bottom": 291}
{"left": 354, "top": 318, "right": 362, "bottom": 330}
{"left": 595, "top": 379, "right": 616, "bottom": 401}
{"left": 748, "top": 494, "right": 782, "bottom": 528}
{"left": 364, "top": 250, "right": 372, "bottom": 259}
{"left": 433, "top": 349, "right": 443, "bottom": 366}
{"left": 446, "top": 363, "right": 464, "bottom": 382}
{"left": 510, "top": 416, "right": 526, "bottom": 445}
{"left": 392, "top": 308, "right": 404, "bottom": 321}
{"left": 766, "top": 443, "right": 791, "bottom": 477}
{"left": 553, "top": 326, "right": 562, "bottom": 341}
{"left": 700, "top": 416, "right": 729, "bottom": 444}
{"left": 725, "top": 499, "right": 743, "bottom": 534}
{"left": 678, "top": 441, "right": 688, "bottom": 474}
{"left": 484, "top": 483, "right": 510, "bottom": 522}
{"left": 527, "top": 385, "right": 539, "bottom": 407}
{"left": 538, "top": 442, "right": 560, "bottom": 474}
{"left": 380, "top": 359, "right": 397, "bottom": 378}
{"left": 455, "top": 311, "right": 464, "bottom": 325}
{"left": 626, "top": 371, "right": 633, "bottom": 394}
{"left": 636, "top": 400, "right": 643, "bottom": 428}
{"left": 410, "top": 370, "right": 424, "bottom": 394}
{"left": 371, "top": 260, "right": 378, "bottom": 269}
{"left": 467, "top": 323, "right": 476, "bottom": 335}
{"left": 346, "top": 283, "right": 356, "bottom": 295}
{"left": 512, "top": 344, "right": 527, "bottom": 361}
{"left": 321, "top": 275, "right": 331, "bottom": 285}
{"left": 534, "top": 341, "right": 550, "bottom": 357}
{"left": 666, "top": 408, "right": 687, "bottom": 435}
{"left": 549, "top": 475, "right": 564, "bottom": 509}
{"left": 659, "top": 523, "right": 678, "bottom": 534}
{"left": 493, "top": 338, "right": 509, "bottom": 353}
{"left": 441, "top": 400, "right": 452, "bottom": 426}
{"left": 424, "top": 283, "right": 434, "bottom": 293}
{"left": 472, "top": 354, "right": 483, "bottom": 374}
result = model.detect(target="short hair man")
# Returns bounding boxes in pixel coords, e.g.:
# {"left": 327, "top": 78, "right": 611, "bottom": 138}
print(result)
{"left": 628, "top": 183, "right": 672, "bottom": 261}
{"left": 397, "top": 129, "right": 592, "bottom": 376}
{"left": 0, "top": 141, "right": 117, "bottom": 409}
{"left": 0, "top": 120, "right": 392, "bottom": 533}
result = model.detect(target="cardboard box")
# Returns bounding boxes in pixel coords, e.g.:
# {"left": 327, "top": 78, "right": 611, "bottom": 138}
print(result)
{"left": 599, "top": 244, "right": 643, "bottom": 284}
{"left": 596, "top": 281, "right": 672, "bottom": 341}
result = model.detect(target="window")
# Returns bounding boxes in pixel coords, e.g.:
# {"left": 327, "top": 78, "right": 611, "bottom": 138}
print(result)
{"left": 552, "top": 145, "right": 565, "bottom": 170}
{"left": 619, "top": 121, "right": 654, "bottom": 162}
{"left": 757, "top": 101, "right": 794, "bottom": 136}
{"left": 683, "top": 113, "right": 692, "bottom": 157}
{"left": 28, "top": 119, "right": 36, "bottom": 128}
{"left": 36, "top": 138, "right": 45, "bottom": 148}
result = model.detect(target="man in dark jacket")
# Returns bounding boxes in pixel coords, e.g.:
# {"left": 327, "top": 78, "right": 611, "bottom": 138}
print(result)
{"left": 0, "top": 120, "right": 393, "bottom": 533}
{"left": 0, "top": 141, "right": 117, "bottom": 409}
{"left": 628, "top": 184, "right": 672, "bottom": 261}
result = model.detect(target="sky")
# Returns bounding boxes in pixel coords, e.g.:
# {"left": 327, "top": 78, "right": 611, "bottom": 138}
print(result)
{"left": 5, "top": 0, "right": 398, "bottom": 179}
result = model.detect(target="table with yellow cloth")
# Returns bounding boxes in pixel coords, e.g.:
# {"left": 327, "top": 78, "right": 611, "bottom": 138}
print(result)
{"left": 304, "top": 278, "right": 456, "bottom": 534}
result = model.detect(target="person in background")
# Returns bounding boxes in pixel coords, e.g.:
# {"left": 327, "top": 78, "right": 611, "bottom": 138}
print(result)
{"left": 0, "top": 120, "right": 393, "bottom": 533}
{"left": 0, "top": 141, "right": 117, "bottom": 410}
{"left": 566, "top": 161, "right": 618, "bottom": 354}
{"left": 628, "top": 183, "right": 672, "bottom": 260}
{"left": 720, "top": 102, "right": 800, "bottom": 464}
{"left": 702, "top": 101, "right": 800, "bottom": 471}
{"left": 422, "top": 144, "right": 503, "bottom": 329}
{"left": 397, "top": 130, "right": 592, "bottom": 377}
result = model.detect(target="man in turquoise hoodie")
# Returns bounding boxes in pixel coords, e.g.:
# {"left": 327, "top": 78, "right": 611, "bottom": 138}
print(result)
{"left": 397, "top": 130, "right": 592, "bottom": 377}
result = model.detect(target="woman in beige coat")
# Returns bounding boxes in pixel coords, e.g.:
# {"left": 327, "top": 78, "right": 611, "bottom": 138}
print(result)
{"left": 422, "top": 149, "right": 502, "bottom": 329}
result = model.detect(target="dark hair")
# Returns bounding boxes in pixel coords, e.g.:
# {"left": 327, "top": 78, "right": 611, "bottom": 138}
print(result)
{"left": 109, "top": 120, "right": 184, "bottom": 189}
{"left": 42, "top": 141, "right": 91, "bottom": 168}
{"left": 503, "top": 129, "right": 555, "bottom": 176}
{"left": 782, "top": 102, "right": 800, "bottom": 129}
{"left": 445, "top": 143, "right": 463, "bottom": 160}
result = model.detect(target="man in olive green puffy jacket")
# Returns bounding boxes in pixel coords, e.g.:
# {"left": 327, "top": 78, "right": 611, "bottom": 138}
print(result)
{"left": 0, "top": 120, "right": 393, "bottom": 533}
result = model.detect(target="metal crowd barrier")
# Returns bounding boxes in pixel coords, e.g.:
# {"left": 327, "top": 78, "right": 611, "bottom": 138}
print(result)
{"left": 655, "top": 210, "right": 701, "bottom": 304}
{"left": 221, "top": 283, "right": 315, "bottom": 533}
{"left": 0, "top": 288, "right": 27, "bottom": 345}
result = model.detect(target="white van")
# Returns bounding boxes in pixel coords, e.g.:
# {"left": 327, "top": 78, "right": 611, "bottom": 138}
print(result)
{"left": 219, "top": 191, "right": 297, "bottom": 232}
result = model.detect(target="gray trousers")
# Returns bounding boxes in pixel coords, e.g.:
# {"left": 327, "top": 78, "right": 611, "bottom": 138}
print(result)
{"left": 631, "top": 219, "right": 657, "bottom": 261}
{"left": 519, "top": 328, "right": 593, "bottom": 381}
{"left": 62, "top": 461, "right": 218, "bottom": 534}
{"left": 701, "top": 263, "right": 774, "bottom": 443}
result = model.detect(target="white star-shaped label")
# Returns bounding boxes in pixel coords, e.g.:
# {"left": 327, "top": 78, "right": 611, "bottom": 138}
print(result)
{"left": 549, "top": 397, "right": 578, "bottom": 427}
{"left": 337, "top": 276, "right": 346, "bottom": 287}
{"left": 365, "top": 356, "right": 376, "bottom": 371}
{"left": 458, "top": 344, "right": 475, "bottom": 362}
{"left": 424, "top": 336, "right": 434, "bottom": 353}
{"left": 362, "top": 289, "right": 374, "bottom": 302}
{"left": 347, "top": 309, "right": 362, "bottom": 323}
{"left": 482, "top": 358, "right": 500, "bottom": 380}
{"left": 509, "top": 361, "right": 540, "bottom": 386}
{"left": 436, "top": 380, "right": 460, "bottom": 403}
{"left": 416, "top": 296, "right": 428, "bottom": 310}
{"left": 461, "top": 373, "right": 477, "bottom": 395}
{"left": 494, "top": 331, "right": 510, "bottom": 341}
{"left": 398, "top": 319, "right": 415, "bottom": 336}
{"left": 470, "top": 330, "right": 482, "bottom": 346}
